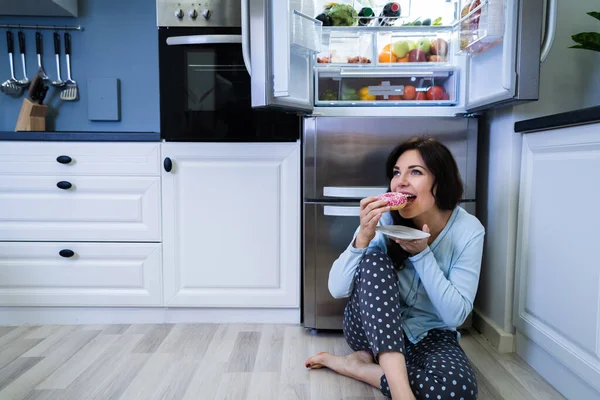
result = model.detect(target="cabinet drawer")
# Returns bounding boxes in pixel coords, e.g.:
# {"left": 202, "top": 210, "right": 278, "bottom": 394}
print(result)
{"left": 0, "top": 175, "right": 161, "bottom": 242}
{"left": 0, "top": 142, "right": 160, "bottom": 176}
{"left": 0, "top": 242, "right": 162, "bottom": 306}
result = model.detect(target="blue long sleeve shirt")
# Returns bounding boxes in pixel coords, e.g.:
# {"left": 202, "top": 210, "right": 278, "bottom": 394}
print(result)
{"left": 328, "top": 206, "right": 485, "bottom": 344}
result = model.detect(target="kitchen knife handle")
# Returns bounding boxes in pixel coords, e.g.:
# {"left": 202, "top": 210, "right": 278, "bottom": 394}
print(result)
{"left": 53, "top": 32, "right": 60, "bottom": 55}
{"left": 6, "top": 31, "right": 13, "bottom": 54}
{"left": 36, "top": 32, "right": 42, "bottom": 55}
{"left": 18, "top": 31, "right": 25, "bottom": 54}
{"left": 64, "top": 32, "right": 71, "bottom": 56}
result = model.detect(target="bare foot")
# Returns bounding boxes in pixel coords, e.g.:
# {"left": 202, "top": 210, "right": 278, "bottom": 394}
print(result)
{"left": 304, "top": 350, "right": 373, "bottom": 370}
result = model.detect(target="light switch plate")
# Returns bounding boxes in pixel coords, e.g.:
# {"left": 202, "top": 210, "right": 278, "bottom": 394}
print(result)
{"left": 87, "top": 78, "right": 121, "bottom": 121}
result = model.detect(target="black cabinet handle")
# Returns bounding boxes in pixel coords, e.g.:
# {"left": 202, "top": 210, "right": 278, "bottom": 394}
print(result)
{"left": 56, "top": 181, "right": 72, "bottom": 190}
{"left": 164, "top": 157, "right": 172, "bottom": 172}
{"left": 56, "top": 155, "right": 72, "bottom": 164}
{"left": 59, "top": 249, "right": 75, "bottom": 258}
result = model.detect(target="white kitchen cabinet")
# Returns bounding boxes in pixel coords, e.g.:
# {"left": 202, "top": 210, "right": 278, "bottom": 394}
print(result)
{"left": 0, "top": 141, "right": 163, "bottom": 309}
{"left": 0, "top": 175, "right": 161, "bottom": 242}
{"left": 514, "top": 123, "right": 600, "bottom": 399}
{"left": 162, "top": 142, "right": 300, "bottom": 308}
{"left": 0, "top": 242, "right": 162, "bottom": 306}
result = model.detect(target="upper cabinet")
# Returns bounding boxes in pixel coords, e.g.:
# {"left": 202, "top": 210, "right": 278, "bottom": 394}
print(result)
{"left": 0, "top": 0, "right": 79, "bottom": 17}
{"left": 244, "top": 0, "right": 549, "bottom": 117}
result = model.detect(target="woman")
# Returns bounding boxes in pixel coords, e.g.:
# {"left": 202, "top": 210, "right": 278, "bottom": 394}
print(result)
{"left": 305, "top": 137, "right": 484, "bottom": 400}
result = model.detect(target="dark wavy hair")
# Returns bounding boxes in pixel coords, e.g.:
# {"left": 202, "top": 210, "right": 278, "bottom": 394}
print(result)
{"left": 385, "top": 137, "right": 464, "bottom": 268}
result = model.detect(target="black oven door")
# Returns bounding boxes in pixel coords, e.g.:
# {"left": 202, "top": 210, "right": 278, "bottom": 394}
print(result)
{"left": 159, "top": 28, "right": 299, "bottom": 142}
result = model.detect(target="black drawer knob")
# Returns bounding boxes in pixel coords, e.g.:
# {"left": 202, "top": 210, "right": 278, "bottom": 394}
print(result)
{"left": 56, "top": 155, "right": 72, "bottom": 164}
{"left": 59, "top": 249, "right": 75, "bottom": 258}
{"left": 56, "top": 181, "right": 72, "bottom": 190}
{"left": 164, "top": 157, "right": 173, "bottom": 172}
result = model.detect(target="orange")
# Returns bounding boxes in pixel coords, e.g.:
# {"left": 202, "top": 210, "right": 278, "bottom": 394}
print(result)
{"left": 396, "top": 56, "right": 409, "bottom": 62}
{"left": 378, "top": 50, "right": 396, "bottom": 63}
{"left": 402, "top": 85, "right": 416, "bottom": 100}
{"left": 382, "top": 44, "right": 391, "bottom": 52}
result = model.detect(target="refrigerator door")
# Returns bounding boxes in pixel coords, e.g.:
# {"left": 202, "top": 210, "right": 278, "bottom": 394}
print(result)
{"left": 246, "top": 0, "right": 320, "bottom": 111}
{"left": 464, "top": 0, "right": 544, "bottom": 112}
{"left": 303, "top": 117, "right": 478, "bottom": 201}
{"left": 304, "top": 202, "right": 361, "bottom": 330}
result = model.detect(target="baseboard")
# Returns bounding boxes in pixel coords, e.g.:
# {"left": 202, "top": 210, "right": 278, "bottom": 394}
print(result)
{"left": 472, "top": 309, "right": 515, "bottom": 353}
{"left": 0, "top": 307, "right": 301, "bottom": 325}
{"left": 516, "top": 331, "right": 598, "bottom": 400}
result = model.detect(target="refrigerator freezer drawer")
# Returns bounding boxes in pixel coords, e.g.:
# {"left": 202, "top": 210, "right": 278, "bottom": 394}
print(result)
{"left": 304, "top": 202, "right": 360, "bottom": 330}
{"left": 303, "top": 117, "right": 478, "bottom": 201}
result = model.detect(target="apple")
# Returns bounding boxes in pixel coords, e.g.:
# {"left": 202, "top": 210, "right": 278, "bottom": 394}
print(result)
{"left": 408, "top": 48, "right": 427, "bottom": 62}
{"left": 430, "top": 38, "right": 448, "bottom": 56}
{"left": 426, "top": 86, "right": 447, "bottom": 100}
{"left": 392, "top": 41, "right": 410, "bottom": 58}
{"left": 416, "top": 38, "right": 431, "bottom": 54}
{"left": 415, "top": 92, "right": 427, "bottom": 101}
{"left": 406, "top": 40, "right": 417, "bottom": 51}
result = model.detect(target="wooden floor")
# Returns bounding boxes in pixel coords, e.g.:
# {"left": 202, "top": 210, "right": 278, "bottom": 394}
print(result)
{"left": 0, "top": 324, "right": 567, "bottom": 400}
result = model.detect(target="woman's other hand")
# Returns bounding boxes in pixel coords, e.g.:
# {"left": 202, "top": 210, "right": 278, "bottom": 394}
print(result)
{"left": 355, "top": 197, "right": 390, "bottom": 249}
{"left": 395, "top": 224, "right": 430, "bottom": 255}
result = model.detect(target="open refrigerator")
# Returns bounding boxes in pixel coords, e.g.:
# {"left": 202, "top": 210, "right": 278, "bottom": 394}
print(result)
{"left": 241, "top": 0, "right": 552, "bottom": 330}
{"left": 243, "top": 0, "right": 548, "bottom": 117}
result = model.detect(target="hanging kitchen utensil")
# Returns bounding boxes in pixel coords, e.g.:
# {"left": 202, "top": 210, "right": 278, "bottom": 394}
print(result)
{"left": 16, "top": 31, "right": 30, "bottom": 87}
{"left": 1, "top": 31, "right": 22, "bottom": 97}
{"left": 60, "top": 32, "right": 78, "bottom": 101}
{"left": 36, "top": 31, "right": 49, "bottom": 81}
{"left": 51, "top": 31, "right": 65, "bottom": 87}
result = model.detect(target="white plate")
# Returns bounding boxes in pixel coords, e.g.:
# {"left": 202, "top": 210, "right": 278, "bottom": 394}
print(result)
{"left": 376, "top": 225, "right": 431, "bottom": 240}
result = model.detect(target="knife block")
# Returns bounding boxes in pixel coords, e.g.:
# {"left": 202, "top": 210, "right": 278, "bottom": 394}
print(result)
{"left": 15, "top": 98, "right": 47, "bottom": 132}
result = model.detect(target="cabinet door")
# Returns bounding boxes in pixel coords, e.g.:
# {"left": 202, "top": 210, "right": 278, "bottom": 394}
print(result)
{"left": 162, "top": 142, "right": 300, "bottom": 307}
{"left": 514, "top": 124, "right": 600, "bottom": 398}
{"left": 246, "top": 0, "right": 319, "bottom": 111}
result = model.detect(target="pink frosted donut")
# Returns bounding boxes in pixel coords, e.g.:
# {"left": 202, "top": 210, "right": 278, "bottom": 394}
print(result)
{"left": 376, "top": 192, "right": 409, "bottom": 210}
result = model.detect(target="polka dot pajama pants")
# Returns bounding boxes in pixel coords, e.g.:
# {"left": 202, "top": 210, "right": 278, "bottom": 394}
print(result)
{"left": 342, "top": 252, "right": 478, "bottom": 400}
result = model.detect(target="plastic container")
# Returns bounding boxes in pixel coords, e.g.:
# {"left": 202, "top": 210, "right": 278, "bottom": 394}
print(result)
{"left": 376, "top": 29, "right": 452, "bottom": 65}
{"left": 317, "top": 28, "right": 374, "bottom": 65}
{"left": 315, "top": 67, "right": 459, "bottom": 106}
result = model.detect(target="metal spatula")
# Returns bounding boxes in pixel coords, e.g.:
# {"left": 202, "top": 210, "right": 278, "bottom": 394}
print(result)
{"left": 60, "top": 32, "right": 78, "bottom": 101}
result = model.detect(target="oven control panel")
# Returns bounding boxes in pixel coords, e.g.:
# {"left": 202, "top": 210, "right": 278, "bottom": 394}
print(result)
{"left": 157, "top": 0, "right": 240, "bottom": 27}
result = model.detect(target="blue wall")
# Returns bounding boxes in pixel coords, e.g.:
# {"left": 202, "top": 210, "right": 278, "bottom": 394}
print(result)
{"left": 0, "top": 0, "right": 159, "bottom": 132}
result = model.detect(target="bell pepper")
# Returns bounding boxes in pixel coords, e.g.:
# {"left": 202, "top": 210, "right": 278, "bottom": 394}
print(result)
{"left": 359, "top": 87, "right": 376, "bottom": 101}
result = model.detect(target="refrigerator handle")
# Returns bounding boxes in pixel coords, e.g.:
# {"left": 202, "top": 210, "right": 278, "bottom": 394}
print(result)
{"left": 323, "top": 186, "right": 387, "bottom": 199}
{"left": 323, "top": 206, "right": 361, "bottom": 217}
{"left": 241, "top": 0, "right": 252, "bottom": 75}
{"left": 540, "top": 0, "right": 557, "bottom": 63}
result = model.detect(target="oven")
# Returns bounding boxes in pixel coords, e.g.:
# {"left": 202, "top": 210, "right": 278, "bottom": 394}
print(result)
{"left": 157, "top": 1, "right": 300, "bottom": 142}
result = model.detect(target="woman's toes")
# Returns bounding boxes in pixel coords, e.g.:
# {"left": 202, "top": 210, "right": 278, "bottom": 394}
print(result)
{"left": 305, "top": 352, "right": 329, "bottom": 369}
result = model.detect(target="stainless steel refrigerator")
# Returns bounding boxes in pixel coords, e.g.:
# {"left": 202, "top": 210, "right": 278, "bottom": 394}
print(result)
{"left": 302, "top": 116, "right": 478, "bottom": 330}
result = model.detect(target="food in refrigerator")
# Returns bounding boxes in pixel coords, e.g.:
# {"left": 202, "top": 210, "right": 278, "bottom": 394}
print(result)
{"left": 378, "top": 34, "right": 450, "bottom": 64}
{"left": 377, "top": 2, "right": 401, "bottom": 27}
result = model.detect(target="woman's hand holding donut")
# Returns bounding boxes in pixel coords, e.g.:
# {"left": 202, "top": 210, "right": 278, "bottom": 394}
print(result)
{"left": 354, "top": 197, "right": 390, "bottom": 249}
